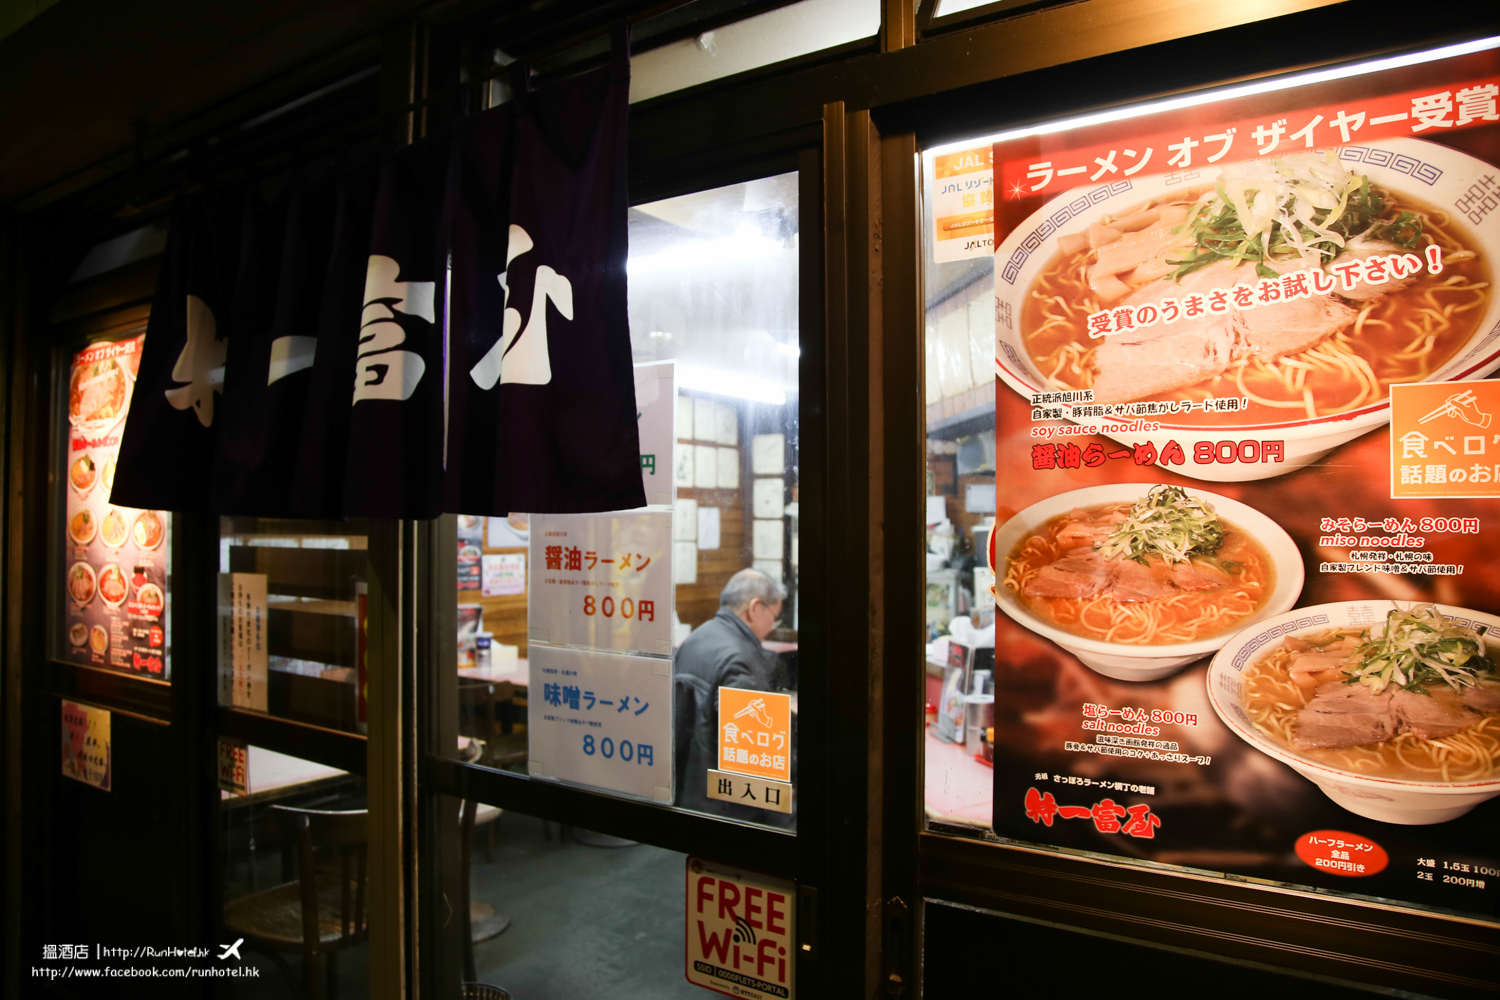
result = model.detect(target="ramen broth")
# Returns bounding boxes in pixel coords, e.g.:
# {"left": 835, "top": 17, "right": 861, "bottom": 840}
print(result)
{"left": 1004, "top": 505, "right": 1272, "bottom": 644}
{"left": 1022, "top": 188, "right": 1489, "bottom": 425}
{"left": 1245, "top": 630, "right": 1500, "bottom": 782}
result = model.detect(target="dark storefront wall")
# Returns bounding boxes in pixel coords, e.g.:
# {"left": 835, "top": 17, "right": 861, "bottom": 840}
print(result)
{"left": 6, "top": 3, "right": 1500, "bottom": 999}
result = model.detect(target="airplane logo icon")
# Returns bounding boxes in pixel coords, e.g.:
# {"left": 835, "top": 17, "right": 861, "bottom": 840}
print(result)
{"left": 218, "top": 938, "right": 244, "bottom": 961}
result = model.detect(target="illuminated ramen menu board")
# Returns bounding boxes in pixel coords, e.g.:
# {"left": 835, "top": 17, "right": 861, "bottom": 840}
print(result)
{"left": 59, "top": 334, "right": 170, "bottom": 679}
{"left": 979, "top": 44, "right": 1500, "bottom": 919}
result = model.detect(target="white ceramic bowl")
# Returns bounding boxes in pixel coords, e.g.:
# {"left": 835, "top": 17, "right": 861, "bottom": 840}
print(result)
{"left": 992, "top": 484, "right": 1304, "bottom": 681}
{"left": 993, "top": 137, "right": 1500, "bottom": 482}
{"left": 1208, "top": 601, "right": 1500, "bottom": 825}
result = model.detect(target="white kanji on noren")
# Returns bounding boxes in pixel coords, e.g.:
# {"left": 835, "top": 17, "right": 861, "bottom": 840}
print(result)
{"left": 353, "top": 254, "right": 435, "bottom": 404}
{"left": 165, "top": 293, "right": 228, "bottom": 427}
{"left": 470, "top": 224, "right": 572, "bottom": 390}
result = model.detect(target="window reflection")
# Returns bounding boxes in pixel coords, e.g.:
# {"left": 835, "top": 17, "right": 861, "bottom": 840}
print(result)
{"left": 445, "top": 172, "right": 801, "bottom": 832}
{"left": 921, "top": 161, "right": 998, "bottom": 833}
{"left": 218, "top": 518, "right": 370, "bottom": 734}
{"left": 219, "top": 745, "right": 367, "bottom": 998}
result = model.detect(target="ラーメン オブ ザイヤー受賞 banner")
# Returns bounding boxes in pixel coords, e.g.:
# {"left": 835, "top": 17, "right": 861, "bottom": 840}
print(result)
{"left": 983, "top": 42, "right": 1500, "bottom": 921}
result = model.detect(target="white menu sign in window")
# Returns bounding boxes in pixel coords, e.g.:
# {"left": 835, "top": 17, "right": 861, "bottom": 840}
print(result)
{"left": 217, "top": 572, "right": 268, "bottom": 711}
{"left": 528, "top": 511, "right": 673, "bottom": 656}
{"left": 527, "top": 644, "right": 672, "bottom": 802}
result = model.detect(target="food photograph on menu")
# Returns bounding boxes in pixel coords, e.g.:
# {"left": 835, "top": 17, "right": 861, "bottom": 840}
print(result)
{"left": 979, "top": 47, "right": 1500, "bottom": 920}
{"left": 59, "top": 334, "right": 171, "bottom": 678}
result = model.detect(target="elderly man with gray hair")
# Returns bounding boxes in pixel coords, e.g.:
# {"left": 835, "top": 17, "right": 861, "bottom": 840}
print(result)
{"left": 672, "top": 568, "right": 792, "bottom": 823}
{"left": 676, "top": 568, "right": 786, "bottom": 693}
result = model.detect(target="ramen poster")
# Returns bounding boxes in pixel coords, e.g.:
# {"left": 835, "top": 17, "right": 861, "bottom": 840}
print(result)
{"left": 62, "top": 334, "right": 170, "bottom": 678}
{"left": 987, "top": 48, "right": 1500, "bottom": 920}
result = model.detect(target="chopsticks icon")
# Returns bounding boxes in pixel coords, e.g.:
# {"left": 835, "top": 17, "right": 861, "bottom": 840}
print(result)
{"left": 1418, "top": 390, "right": 1493, "bottom": 428}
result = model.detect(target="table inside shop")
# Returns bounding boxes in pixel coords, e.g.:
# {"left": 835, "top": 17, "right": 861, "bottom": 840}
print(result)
{"left": 220, "top": 745, "right": 351, "bottom": 809}
{"left": 458, "top": 658, "right": 528, "bottom": 688}
{"left": 924, "top": 726, "right": 993, "bottom": 829}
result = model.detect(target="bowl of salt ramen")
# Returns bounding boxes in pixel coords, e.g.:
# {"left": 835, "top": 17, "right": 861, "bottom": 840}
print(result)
{"left": 993, "top": 138, "right": 1500, "bottom": 483}
{"left": 993, "top": 483, "right": 1303, "bottom": 681}
{"left": 69, "top": 454, "right": 97, "bottom": 496}
{"left": 1208, "top": 601, "right": 1500, "bottom": 825}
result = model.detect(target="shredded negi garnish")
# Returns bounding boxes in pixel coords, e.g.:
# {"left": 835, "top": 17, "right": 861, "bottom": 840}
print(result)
{"left": 1164, "top": 152, "right": 1424, "bottom": 283}
{"left": 1097, "top": 486, "right": 1224, "bottom": 565}
{"left": 1347, "top": 604, "right": 1495, "bottom": 696}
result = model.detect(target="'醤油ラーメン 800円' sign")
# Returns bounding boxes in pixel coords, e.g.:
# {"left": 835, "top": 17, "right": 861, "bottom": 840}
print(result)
{"left": 986, "top": 44, "right": 1500, "bottom": 921}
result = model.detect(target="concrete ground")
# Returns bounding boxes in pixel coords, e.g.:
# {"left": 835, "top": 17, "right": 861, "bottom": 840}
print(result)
{"left": 222, "top": 808, "right": 701, "bottom": 999}
{"left": 468, "top": 812, "right": 702, "bottom": 999}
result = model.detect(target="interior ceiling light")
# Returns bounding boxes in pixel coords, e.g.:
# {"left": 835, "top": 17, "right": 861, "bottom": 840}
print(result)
{"left": 677, "top": 364, "right": 789, "bottom": 405}
{"left": 627, "top": 235, "right": 786, "bottom": 275}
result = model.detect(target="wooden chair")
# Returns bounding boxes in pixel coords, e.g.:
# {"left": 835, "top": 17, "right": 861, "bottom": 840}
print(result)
{"left": 223, "top": 805, "right": 367, "bottom": 1000}
{"left": 460, "top": 679, "right": 528, "bottom": 771}
{"left": 460, "top": 799, "right": 511, "bottom": 982}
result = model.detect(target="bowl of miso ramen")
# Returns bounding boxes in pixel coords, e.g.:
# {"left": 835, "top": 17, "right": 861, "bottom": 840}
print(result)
{"left": 994, "top": 138, "right": 1499, "bottom": 482}
{"left": 994, "top": 484, "right": 1303, "bottom": 681}
{"left": 1209, "top": 602, "right": 1500, "bottom": 825}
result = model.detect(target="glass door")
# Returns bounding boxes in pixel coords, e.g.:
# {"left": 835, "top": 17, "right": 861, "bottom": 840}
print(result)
{"left": 417, "top": 155, "right": 834, "bottom": 998}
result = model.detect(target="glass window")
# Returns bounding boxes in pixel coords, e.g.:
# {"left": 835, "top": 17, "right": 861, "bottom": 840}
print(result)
{"left": 219, "top": 744, "right": 367, "bottom": 997}
{"left": 630, "top": 0, "right": 880, "bottom": 103}
{"left": 52, "top": 327, "right": 174, "bottom": 680}
{"left": 443, "top": 172, "right": 801, "bottom": 833}
{"left": 933, "top": 0, "right": 1001, "bottom": 16}
{"left": 464, "top": 808, "right": 704, "bottom": 998}
{"left": 921, "top": 150, "right": 997, "bottom": 833}
{"left": 218, "top": 518, "right": 371, "bottom": 734}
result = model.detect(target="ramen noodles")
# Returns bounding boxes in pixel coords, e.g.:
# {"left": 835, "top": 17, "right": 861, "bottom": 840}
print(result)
{"left": 67, "top": 563, "right": 96, "bottom": 605}
{"left": 133, "top": 510, "right": 164, "bottom": 550}
{"left": 69, "top": 357, "right": 127, "bottom": 427}
{"left": 136, "top": 583, "right": 164, "bottom": 615}
{"left": 1243, "top": 605, "right": 1500, "bottom": 782}
{"left": 100, "top": 509, "right": 128, "bottom": 548}
{"left": 70, "top": 454, "right": 96, "bottom": 493}
{"left": 89, "top": 625, "right": 109, "bottom": 655}
{"left": 68, "top": 509, "right": 96, "bottom": 545}
{"left": 98, "top": 565, "right": 127, "bottom": 606}
{"left": 1022, "top": 153, "right": 1489, "bottom": 425}
{"left": 1004, "top": 486, "right": 1272, "bottom": 644}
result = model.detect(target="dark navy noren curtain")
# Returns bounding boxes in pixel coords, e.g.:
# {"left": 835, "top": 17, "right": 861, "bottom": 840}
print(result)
{"left": 112, "top": 33, "right": 643, "bottom": 519}
{"left": 111, "top": 187, "right": 243, "bottom": 512}
{"left": 447, "top": 29, "right": 644, "bottom": 515}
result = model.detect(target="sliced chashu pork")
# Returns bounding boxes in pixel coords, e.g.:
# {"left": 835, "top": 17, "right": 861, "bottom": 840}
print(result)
{"left": 1391, "top": 687, "right": 1483, "bottom": 740}
{"left": 1054, "top": 507, "right": 1128, "bottom": 549}
{"left": 1463, "top": 684, "right": 1500, "bottom": 714}
{"left": 1091, "top": 257, "right": 1359, "bottom": 403}
{"left": 1294, "top": 679, "right": 1500, "bottom": 748}
{"left": 1233, "top": 255, "right": 1358, "bottom": 360}
{"left": 1025, "top": 549, "right": 1112, "bottom": 600}
{"left": 1327, "top": 238, "right": 1419, "bottom": 301}
{"left": 1293, "top": 682, "right": 1397, "bottom": 750}
{"left": 1091, "top": 259, "right": 1238, "bottom": 403}
{"left": 1022, "top": 548, "right": 1228, "bottom": 604}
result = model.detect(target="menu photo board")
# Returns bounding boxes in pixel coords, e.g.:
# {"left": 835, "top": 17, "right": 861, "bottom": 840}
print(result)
{"left": 58, "top": 334, "right": 171, "bottom": 678}
{"left": 986, "top": 45, "right": 1500, "bottom": 920}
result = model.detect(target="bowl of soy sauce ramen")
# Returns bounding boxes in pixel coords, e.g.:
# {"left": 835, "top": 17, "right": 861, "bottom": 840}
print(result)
{"left": 994, "top": 138, "right": 1500, "bottom": 482}
{"left": 995, "top": 483, "right": 1303, "bottom": 681}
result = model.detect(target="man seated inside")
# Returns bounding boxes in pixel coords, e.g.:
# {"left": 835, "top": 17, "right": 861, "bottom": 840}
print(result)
{"left": 672, "top": 568, "right": 793, "bottom": 826}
